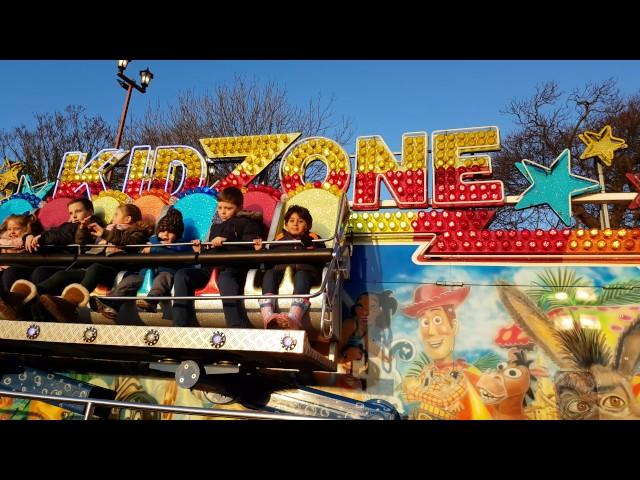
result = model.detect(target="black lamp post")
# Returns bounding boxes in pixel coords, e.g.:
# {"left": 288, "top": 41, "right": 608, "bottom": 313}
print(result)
{"left": 114, "top": 60, "right": 154, "bottom": 149}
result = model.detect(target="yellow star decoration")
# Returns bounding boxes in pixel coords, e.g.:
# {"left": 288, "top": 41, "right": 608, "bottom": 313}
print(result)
{"left": 579, "top": 125, "right": 628, "bottom": 167}
{"left": 0, "top": 157, "right": 24, "bottom": 198}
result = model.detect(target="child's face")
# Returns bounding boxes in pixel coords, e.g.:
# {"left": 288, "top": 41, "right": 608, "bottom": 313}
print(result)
{"left": 157, "top": 231, "right": 177, "bottom": 244}
{"left": 217, "top": 201, "right": 240, "bottom": 221}
{"left": 285, "top": 213, "right": 309, "bottom": 237}
{"left": 112, "top": 208, "right": 132, "bottom": 225}
{"left": 68, "top": 202, "right": 93, "bottom": 223}
{"left": 6, "top": 219, "right": 26, "bottom": 238}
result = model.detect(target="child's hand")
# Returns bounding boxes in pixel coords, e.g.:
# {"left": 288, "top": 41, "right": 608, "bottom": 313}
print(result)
{"left": 300, "top": 233, "right": 314, "bottom": 248}
{"left": 79, "top": 217, "right": 92, "bottom": 228}
{"left": 88, "top": 223, "right": 104, "bottom": 238}
{"left": 191, "top": 239, "right": 201, "bottom": 253}
{"left": 25, "top": 234, "right": 41, "bottom": 253}
{"left": 253, "top": 238, "right": 263, "bottom": 251}
{"left": 141, "top": 246, "right": 151, "bottom": 254}
{"left": 211, "top": 236, "right": 226, "bottom": 248}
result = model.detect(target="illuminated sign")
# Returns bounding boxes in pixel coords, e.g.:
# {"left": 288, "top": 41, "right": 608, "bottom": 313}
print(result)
{"left": 1, "top": 124, "right": 637, "bottom": 261}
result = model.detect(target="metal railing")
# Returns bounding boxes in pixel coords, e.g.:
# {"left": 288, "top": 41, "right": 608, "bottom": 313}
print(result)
{"left": 101, "top": 194, "right": 349, "bottom": 304}
{"left": 103, "top": 253, "right": 340, "bottom": 302}
{"left": 0, "top": 389, "right": 324, "bottom": 420}
{"left": 1, "top": 194, "right": 351, "bottom": 321}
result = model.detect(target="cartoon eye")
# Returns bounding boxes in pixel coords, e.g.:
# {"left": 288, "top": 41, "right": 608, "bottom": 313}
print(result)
{"left": 600, "top": 395, "right": 626, "bottom": 410}
{"left": 432, "top": 316, "right": 443, "bottom": 325}
{"left": 503, "top": 368, "right": 522, "bottom": 378}
{"left": 496, "top": 362, "right": 508, "bottom": 371}
{"left": 565, "top": 399, "right": 591, "bottom": 415}
{"left": 421, "top": 318, "right": 429, "bottom": 327}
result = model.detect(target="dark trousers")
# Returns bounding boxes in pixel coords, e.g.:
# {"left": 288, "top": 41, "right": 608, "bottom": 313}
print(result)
{"left": 1, "top": 266, "right": 65, "bottom": 293}
{"left": 100, "top": 271, "right": 174, "bottom": 310}
{"left": 262, "top": 268, "right": 314, "bottom": 295}
{"left": 2, "top": 266, "right": 34, "bottom": 292}
{"left": 0, "top": 266, "right": 67, "bottom": 321}
{"left": 172, "top": 268, "right": 250, "bottom": 328}
{"left": 37, "top": 263, "right": 120, "bottom": 295}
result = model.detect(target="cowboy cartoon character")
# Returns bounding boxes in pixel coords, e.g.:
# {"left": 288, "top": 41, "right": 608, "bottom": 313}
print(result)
{"left": 401, "top": 284, "right": 493, "bottom": 420}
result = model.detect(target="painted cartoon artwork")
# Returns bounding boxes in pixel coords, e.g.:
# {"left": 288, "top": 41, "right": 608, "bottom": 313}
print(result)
{"left": 399, "top": 285, "right": 493, "bottom": 420}
{"left": 1, "top": 242, "right": 638, "bottom": 420}
{"left": 497, "top": 277, "right": 640, "bottom": 420}
{"left": 476, "top": 348, "right": 549, "bottom": 420}
{"left": 337, "top": 243, "right": 640, "bottom": 420}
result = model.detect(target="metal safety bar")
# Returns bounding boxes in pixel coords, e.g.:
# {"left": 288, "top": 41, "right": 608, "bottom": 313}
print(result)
{"left": 31, "top": 238, "right": 328, "bottom": 251}
{"left": 100, "top": 195, "right": 349, "bottom": 304}
{"left": 101, "top": 253, "right": 340, "bottom": 302}
{"left": 64, "top": 239, "right": 325, "bottom": 249}
{"left": 23, "top": 194, "right": 348, "bottom": 251}
{"left": 419, "top": 253, "right": 640, "bottom": 261}
{"left": 0, "top": 389, "right": 325, "bottom": 420}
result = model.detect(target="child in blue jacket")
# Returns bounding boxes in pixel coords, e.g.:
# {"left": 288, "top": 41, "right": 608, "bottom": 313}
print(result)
{"left": 90, "top": 207, "right": 191, "bottom": 320}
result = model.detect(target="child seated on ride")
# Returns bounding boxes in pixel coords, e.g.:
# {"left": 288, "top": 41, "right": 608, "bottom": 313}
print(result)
{"left": 0, "top": 198, "right": 101, "bottom": 319}
{"left": 0, "top": 214, "right": 42, "bottom": 318}
{"left": 0, "top": 213, "right": 41, "bottom": 257}
{"left": 254, "top": 205, "right": 325, "bottom": 330}
{"left": 90, "top": 207, "right": 191, "bottom": 320}
{"left": 171, "top": 186, "right": 263, "bottom": 328}
{"left": 17, "top": 204, "right": 154, "bottom": 323}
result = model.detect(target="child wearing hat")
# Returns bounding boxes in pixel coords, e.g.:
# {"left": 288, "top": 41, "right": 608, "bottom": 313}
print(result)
{"left": 90, "top": 207, "right": 192, "bottom": 320}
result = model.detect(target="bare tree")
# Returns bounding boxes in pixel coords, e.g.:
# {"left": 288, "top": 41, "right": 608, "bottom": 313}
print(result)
{"left": 127, "top": 75, "right": 353, "bottom": 187}
{"left": 0, "top": 106, "right": 115, "bottom": 183}
{"left": 491, "top": 79, "right": 639, "bottom": 229}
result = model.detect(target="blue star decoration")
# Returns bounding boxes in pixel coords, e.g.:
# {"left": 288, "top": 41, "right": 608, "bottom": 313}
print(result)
{"left": 16, "top": 175, "right": 55, "bottom": 200}
{"left": 514, "top": 149, "right": 601, "bottom": 226}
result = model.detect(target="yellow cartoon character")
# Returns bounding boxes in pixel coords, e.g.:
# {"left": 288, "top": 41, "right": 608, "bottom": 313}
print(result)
{"left": 401, "top": 284, "right": 493, "bottom": 420}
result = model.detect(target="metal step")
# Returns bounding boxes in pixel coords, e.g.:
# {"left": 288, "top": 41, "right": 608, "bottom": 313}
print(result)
{"left": 0, "top": 321, "right": 336, "bottom": 372}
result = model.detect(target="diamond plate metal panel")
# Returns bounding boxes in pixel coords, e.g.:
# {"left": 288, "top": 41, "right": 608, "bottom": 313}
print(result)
{"left": 0, "top": 321, "right": 335, "bottom": 370}
{"left": 0, "top": 321, "right": 308, "bottom": 353}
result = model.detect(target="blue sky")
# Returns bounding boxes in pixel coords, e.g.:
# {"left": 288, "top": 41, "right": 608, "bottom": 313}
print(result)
{"left": 1, "top": 60, "right": 639, "bottom": 151}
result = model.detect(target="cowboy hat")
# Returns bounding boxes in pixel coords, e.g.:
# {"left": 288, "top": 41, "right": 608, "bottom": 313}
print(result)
{"left": 402, "top": 284, "right": 470, "bottom": 318}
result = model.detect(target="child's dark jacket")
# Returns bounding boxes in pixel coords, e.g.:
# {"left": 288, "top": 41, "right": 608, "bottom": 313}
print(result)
{"left": 269, "top": 230, "right": 326, "bottom": 274}
{"left": 206, "top": 211, "right": 263, "bottom": 251}
{"left": 28, "top": 215, "right": 103, "bottom": 250}
{"left": 205, "top": 211, "right": 263, "bottom": 273}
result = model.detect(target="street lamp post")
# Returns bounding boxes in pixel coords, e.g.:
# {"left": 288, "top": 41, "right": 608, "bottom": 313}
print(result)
{"left": 114, "top": 60, "right": 154, "bottom": 149}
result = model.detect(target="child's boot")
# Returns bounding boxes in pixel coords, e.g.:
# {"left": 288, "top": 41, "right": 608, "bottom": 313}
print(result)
{"left": 0, "top": 280, "right": 38, "bottom": 320}
{"left": 39, "top": 283, "right": 90, "bottom": 323}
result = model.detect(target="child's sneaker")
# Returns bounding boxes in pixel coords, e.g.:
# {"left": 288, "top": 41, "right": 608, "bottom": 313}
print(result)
{"left": 136, "top": 299, "right": 157, "bottom": 313}
{"left": 265, "top": 313, "right": 298, "bottom": 330}
{"left": 89, "top": 296, "right": 118, "bottom": 321}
